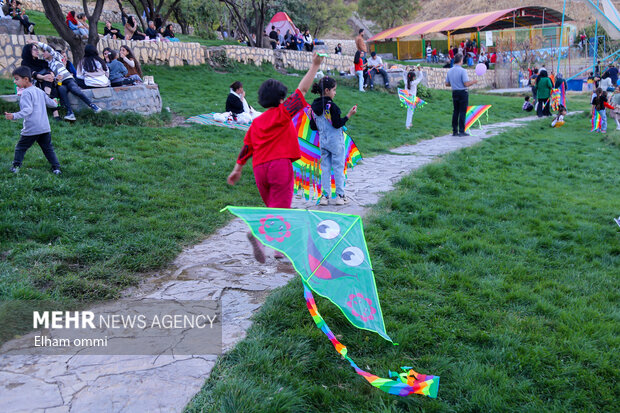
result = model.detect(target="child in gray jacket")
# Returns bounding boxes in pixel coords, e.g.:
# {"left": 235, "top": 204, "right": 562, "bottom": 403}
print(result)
{"left": 4, "top": 66, "right": 62, "bottom": 174}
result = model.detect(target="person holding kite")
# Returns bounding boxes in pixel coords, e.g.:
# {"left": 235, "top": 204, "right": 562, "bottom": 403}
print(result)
{"left": 403, "top": 66, "right": 424, "bottom": 129}
{"left": 227, "top": 52, "right": 324, "bottom": 262}
{"left": 308, "top": 76, "right": 357, "bottom": 206}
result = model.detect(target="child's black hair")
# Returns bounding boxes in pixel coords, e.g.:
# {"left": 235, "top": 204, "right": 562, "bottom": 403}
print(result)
{"left": 258, "top": 78, "right": 288, "bottom": 108}
{"left": 108, "top": 50, "right": 117, "bottom": 60}
{"left": 230, "top": 81, "right": 242, "bottom": 91}
{"left": 558, "top": 104, "right": 567, "bottom": 114}
{"left": 524, "top": 96, "right": 530, "bottom": 101}
{"left": 12, "top": 65, "right": 32, "bottom": 80}
{"left": 311, "top": 76, "right": 336, "bottom": 95}
{"left": 406, "top": 70, "right": 416, "bottom": 90}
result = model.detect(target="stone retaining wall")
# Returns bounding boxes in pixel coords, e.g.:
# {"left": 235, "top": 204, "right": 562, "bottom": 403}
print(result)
{"left": 0, "top": 19, "right": 21, "bottom": 35}
{"left": 216, "top": 45, "right": 496, "bottom": 89}
{"left": 67, "top": 84, "right": 162, "bottom": 115}
{"left": 216, "top": 45, "right": 356, "bottom": 73}
{"left": 1, "top": 84, "right": 162, "bottom": 115}
{"left": 0, "top": 34, "right": 204, "bottom": 77}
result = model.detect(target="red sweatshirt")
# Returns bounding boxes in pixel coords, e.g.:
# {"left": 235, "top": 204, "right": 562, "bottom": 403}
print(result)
{"left": 237, "top": 89, "right": 307, "bottom": 167}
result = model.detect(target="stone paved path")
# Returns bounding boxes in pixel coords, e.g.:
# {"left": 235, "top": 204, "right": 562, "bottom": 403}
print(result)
{"left": 1, "top": 115, "right": 541, "bottom": 412}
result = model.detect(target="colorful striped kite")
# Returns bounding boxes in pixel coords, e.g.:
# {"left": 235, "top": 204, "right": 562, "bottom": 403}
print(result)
{"left": 591, "top": 110, "right": 602, "bottom": 132}
{"left": 398, "top": 88, "right": 427, "bottom": 111}
{"left": 464, "top": 105, "right": 492, "bottom": 131}
{"left": 291, "top": 106, "right": 362, "bottom": 200}
{"left": 224, "top": 206, "right": 440, "bottom": 398}
{"left": 550, "top": 88, "right": 561, "bottom": 111}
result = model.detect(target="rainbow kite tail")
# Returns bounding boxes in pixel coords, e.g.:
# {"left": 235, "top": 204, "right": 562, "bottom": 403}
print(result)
{"left": 302, "top": 281, "right": 439, "bottom": 398}
{"left": 591, "top": 111, "right": 602, "bottom": 132}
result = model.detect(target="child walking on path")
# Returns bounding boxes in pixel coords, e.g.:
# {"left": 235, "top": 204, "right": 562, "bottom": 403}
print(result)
{"left": 403, "top": 66, "right": 423, "bottom": 129}
{"left": 309, "top": 76, "right": 357, "bottom": 206}
{"left": 5, "top": 66, "right": 61, "bottom": 174}
{"left": 227, "top": 53, "right": 324, "bottom": 262}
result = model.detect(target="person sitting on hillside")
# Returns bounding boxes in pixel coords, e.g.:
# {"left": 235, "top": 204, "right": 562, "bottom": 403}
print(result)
{"left": 303, "top": 29, "right": 313, "bottom": 52}
{"left": 522, "top": 96, "right": 534, "bottom": 112}
{"left": 103, "top": 20, "right": 121, "bottom": 39}
{"left": 76, "top": 44, "right": 110, "bottom": 89}
{"left": 366, "top": 51, "right": 390, "bottom": 90}
{"left": 106, "top": 50, "right": 135, "bottom": 86}
{"left": 163, "top": 24, "right": 179, "bottom": 41}
{"left": 294, "top": 29, "right": 304, "bottom": 51}
{"left": 118, "top": 45, "right": 143, "bottom": 83}
{"left": 75, "top": 13, "right": 89, "bottom": 39}
{"left": 125, "top": 16, "right": 146, "bottom": 41}
{"left": 226, "top": 81, "right": 261, "bottom": 123}
{"left": 8, "top": 0, "right": 34, "bottom": 34}
{"left": 334, "top": 43, "right": 342, "bottom": 55}
{"left": 66, "top": 11, "right": 80, "bottom": 35}
{"left": 145, "top": 20, "right": 159, "bottom": 40}
{"left": 60, "top": 49, "right": 76, "bottom": 77}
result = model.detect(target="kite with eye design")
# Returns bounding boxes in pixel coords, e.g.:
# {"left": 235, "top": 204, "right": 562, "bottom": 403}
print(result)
{"left": 223, "top": 206, "right": 439, "bottom": 397}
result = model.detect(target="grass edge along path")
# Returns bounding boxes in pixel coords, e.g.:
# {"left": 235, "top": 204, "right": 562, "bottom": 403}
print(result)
{"left": 0, "top": 61, "right": 537, "bottom": 305}
{"left": 185, "top": 113, "right": 619, "bottom": 413}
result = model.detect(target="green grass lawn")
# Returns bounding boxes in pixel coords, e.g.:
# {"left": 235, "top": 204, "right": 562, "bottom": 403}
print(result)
{"left": 0, "top": 61, "right": 532, "bottom": 302}
{"left": 2, "top": 60, "right": 616, "bottom": 410}
{"left": 185, "top": 113, "right": 619, "bottom": 412}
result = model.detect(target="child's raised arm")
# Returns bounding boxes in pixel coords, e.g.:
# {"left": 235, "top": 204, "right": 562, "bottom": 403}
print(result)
{"left": 297, "top": 53, "right": 324, "bottom": 95}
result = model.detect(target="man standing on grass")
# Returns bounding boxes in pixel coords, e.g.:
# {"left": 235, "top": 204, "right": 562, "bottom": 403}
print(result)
{"left": 445, "top": 53, "right": 477, "bottom": 136}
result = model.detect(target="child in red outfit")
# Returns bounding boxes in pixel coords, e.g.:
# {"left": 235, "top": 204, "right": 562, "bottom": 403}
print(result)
{"left": 227, "top": 52, "right": 324, "bottom": 262}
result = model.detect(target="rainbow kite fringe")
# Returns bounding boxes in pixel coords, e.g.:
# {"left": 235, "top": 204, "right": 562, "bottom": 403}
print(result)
{"left": 398, "top": 89, "right": 427, "bottom": 111}
{"left": 591, "top": 111, "right": 602, "bottom": 132}
{"left": 292, "top": 106, "right": 362, "bottom": 200}
{"left": 464, "top": 105, "right": 492, "bottom": 132}
{"left": 303, "top": 281, "right": 439, "bottom": 398}
{"left": 550, "top": 88, "right": 561, "bottom": 112}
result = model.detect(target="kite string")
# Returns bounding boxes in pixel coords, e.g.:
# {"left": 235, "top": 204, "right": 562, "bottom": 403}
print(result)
{"left": 302, "top": 280, "right": 440, "bottom": 398}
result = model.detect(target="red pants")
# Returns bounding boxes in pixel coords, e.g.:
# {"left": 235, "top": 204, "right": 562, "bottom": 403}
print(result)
{"left": 253, "top": 158, "right": 293, "bottom": 208}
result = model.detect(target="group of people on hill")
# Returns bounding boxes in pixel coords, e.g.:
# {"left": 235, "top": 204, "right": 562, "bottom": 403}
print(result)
{"left": 264, "top": 26, "right": 314, "bottom": 51}
{"left": 1, "top": 0, "right": 35, "bottom": 34}
{"left": 4, "top": 40, "right": 146, "bottom": 175}
{"left": 352, "top": 29, "right": 390, "bottom": 91}
{"left": 527, "top": 66, "right": 567, "bottom": 118}
{"left": 18, "top": 41, "right": 144, "bottom": 121}
{"left": 64, "top": 11, "right": 178, "bottom": 42}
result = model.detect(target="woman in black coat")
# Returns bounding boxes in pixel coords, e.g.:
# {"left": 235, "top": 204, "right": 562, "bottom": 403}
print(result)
{"left": 225, "top": 81, "right": 245, "bottom": 118}
{"left": 21, "top": 44, "right": 60, "bottom": 119}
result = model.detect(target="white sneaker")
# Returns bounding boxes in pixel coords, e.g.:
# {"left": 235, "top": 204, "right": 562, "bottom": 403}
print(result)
{"left": 64, "top": 112, "right": 76, "bottom": 121}
{"left": 335, "top": 195, "right": 349, "bottom": 205}
{"left": 318, "top": 194, "right": 329, "bottom": 206}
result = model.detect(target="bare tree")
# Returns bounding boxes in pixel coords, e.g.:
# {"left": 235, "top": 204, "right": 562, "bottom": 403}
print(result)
{"left": 40, "top": 0, "right": 105, "bottom": 62}
{"left": 125, "top": 0, "right": 181, "bottom": 31}
{"left": 219, "top": 0, "right": 275, "bottom": 47}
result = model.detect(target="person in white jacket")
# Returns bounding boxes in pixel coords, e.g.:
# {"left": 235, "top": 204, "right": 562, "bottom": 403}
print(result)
{"left": 403, "top": 66, "right": 424, "bottom": 129}
{"left": 76, "top": 44, "right": 110, "bottom": 88}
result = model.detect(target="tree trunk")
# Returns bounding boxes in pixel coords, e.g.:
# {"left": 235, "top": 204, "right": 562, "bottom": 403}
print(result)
{"left": 40, "top": 0, "right": 83, "bottom": 62}
{"left": 220, "top": 0, "right": 254, "bottom": 47}
{"left": 82, "top": 0, "right": 105, "bottom": 48}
